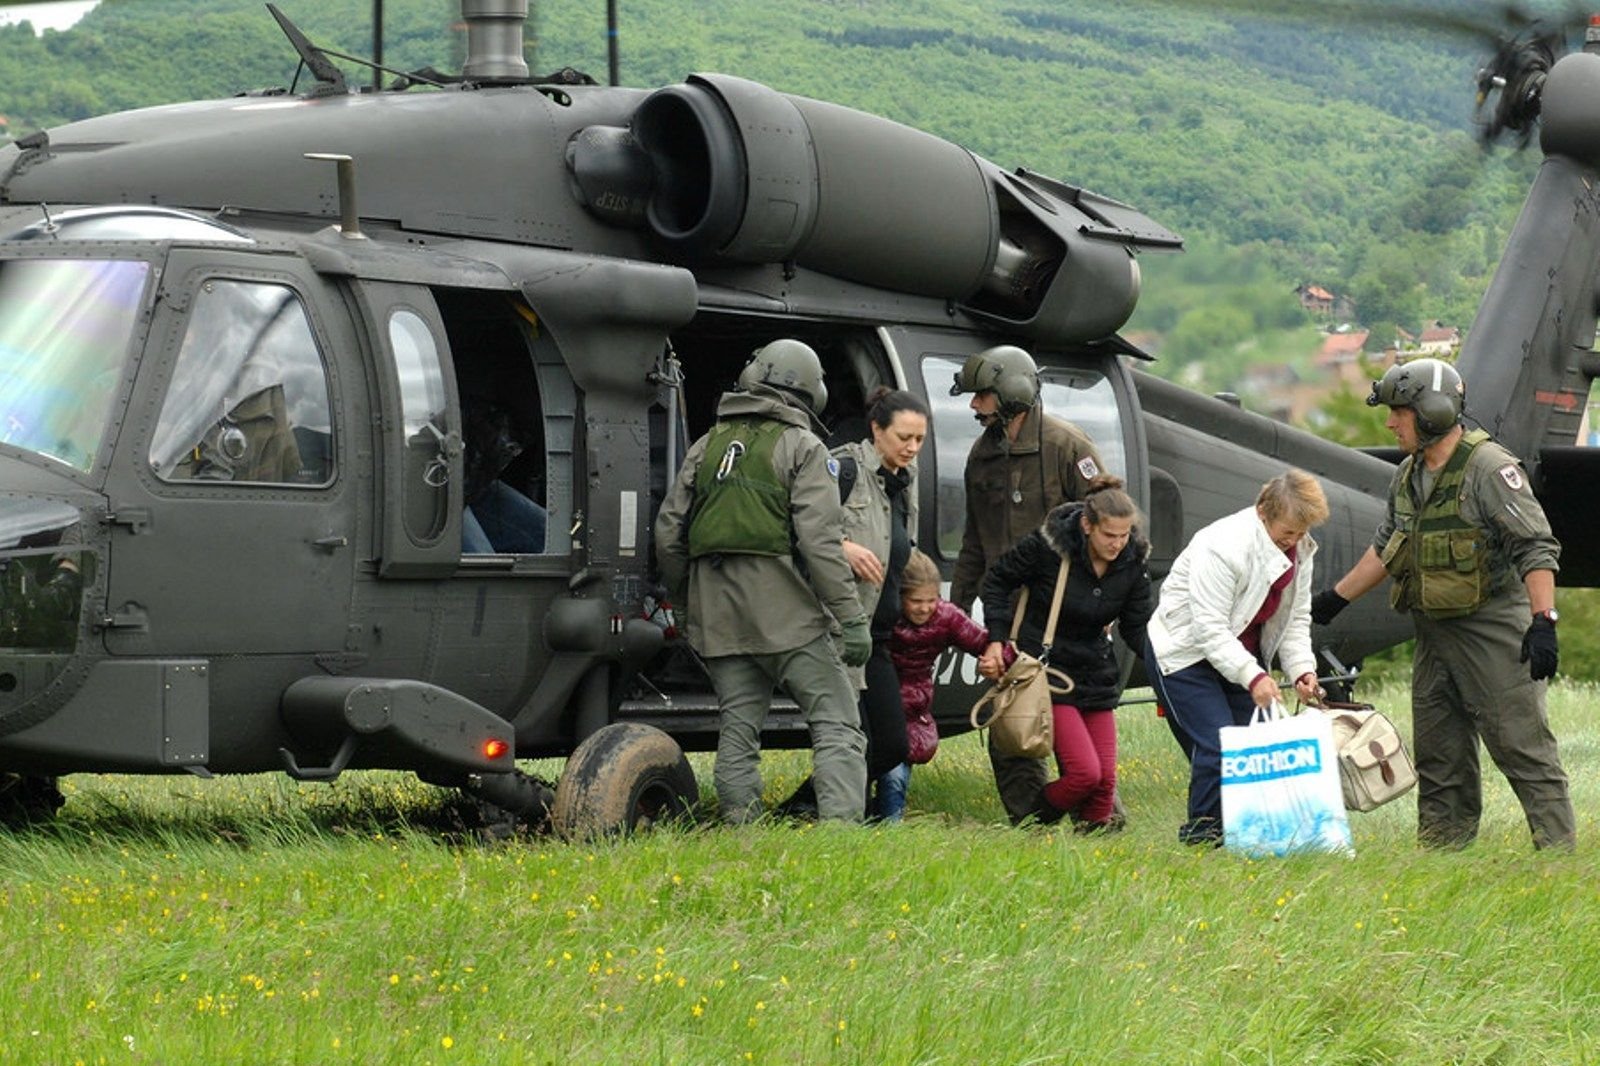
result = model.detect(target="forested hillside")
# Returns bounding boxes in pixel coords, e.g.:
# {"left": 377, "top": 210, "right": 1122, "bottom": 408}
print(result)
{"left": 0, "top": 0, "right": 1554, "bottom": 381}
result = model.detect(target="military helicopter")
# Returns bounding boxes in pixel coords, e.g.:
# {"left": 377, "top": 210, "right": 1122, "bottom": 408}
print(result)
{"left": 0, "top": 0, "right": 1594, "bottom": 835}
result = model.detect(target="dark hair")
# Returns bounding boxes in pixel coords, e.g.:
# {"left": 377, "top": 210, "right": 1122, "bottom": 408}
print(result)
{"left": 1081, "top": 474, "right": 1140, "bottom": 528}
{"left": 865, "top": 386, "right": 929, "bottom": 430}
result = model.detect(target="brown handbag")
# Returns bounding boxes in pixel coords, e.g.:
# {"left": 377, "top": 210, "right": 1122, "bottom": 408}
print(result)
{"left": 969, "top": 559, "right": 1074, "bottom": 759}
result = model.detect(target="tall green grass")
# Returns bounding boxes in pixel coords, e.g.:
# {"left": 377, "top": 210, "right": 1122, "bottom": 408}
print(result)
{"left": 3, "top": 678, "right": 1599, "bottom": 1065}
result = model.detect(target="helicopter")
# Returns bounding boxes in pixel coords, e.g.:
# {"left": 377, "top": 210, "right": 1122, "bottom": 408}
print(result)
{"left": 0, "top": 0, "right": 1595, "bottom": 836}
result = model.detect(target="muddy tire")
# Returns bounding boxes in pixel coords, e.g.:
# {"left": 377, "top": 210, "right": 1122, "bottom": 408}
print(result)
{"left": 550, "top": 723, "right": 697, "bottom": 840}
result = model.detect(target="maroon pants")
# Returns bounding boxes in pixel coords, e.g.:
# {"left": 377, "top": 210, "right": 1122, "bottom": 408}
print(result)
{"left": 1042, "top": 704, "right": 1117, "bottom": 824}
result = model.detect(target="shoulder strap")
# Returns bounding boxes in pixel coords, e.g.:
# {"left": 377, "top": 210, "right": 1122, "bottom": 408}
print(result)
{"left": 1006, "top": 558, "right": 1071, "bottom": 646}
{"left": 836, "top": 454, "right": 858, "bottom": 506}
{"left": 1040, "top": 558, "right": 1070, "bottom": 649}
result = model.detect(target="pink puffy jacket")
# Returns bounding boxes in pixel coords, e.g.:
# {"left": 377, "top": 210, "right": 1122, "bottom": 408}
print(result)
{"left": 889, "top": 599, "right": 990, "bottom": 720}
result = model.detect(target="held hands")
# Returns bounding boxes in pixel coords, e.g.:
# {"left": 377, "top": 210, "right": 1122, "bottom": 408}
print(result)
{"left": 839, "top": 615, "right": 873, "bottom": 668}
{"left": 1310, "top": 588, "right": 1349, "bottom": 627}
{"left": 978, "top": 641, "right": 1008, "bottom": 681}
{"left": 1520, "top": 616, "right": 1559, "bottom": 681}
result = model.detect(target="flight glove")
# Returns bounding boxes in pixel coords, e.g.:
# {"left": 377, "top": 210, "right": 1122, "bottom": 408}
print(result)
{"left": 1520, "top": 616, "right": 1559, "bottom": 681}
{"left": 839, "top": 615, "right": 873, "bottom": 668}
{"left": 1310, "top": 588, "right": 1349, "bottom": 626}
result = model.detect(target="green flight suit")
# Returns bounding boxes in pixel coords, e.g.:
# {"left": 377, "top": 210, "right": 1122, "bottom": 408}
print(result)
{"left": 655, "top": 385, "right": 867, "bottom": 823}
{"left": 1375, "top": 431, "right": 1574, "bottom": 849}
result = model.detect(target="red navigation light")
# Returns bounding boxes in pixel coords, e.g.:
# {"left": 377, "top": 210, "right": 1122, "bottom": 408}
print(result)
{"left": 483, "top": 738, "right": 510, "bottom": 759}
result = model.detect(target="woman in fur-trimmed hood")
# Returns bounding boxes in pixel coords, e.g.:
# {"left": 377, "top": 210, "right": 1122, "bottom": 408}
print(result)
{"left": 979, "top": 476, "right": 1154, "bottom": 828}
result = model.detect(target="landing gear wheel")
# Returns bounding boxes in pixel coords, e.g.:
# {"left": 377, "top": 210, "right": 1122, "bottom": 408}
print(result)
{"left": 550, "top": 723, "right": 697, "bottom": 840}
{"left": 0, "top": 774, "right": 64, "bottom": 829}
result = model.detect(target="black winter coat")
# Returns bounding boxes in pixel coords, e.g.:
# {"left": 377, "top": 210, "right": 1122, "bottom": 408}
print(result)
{"left": 980, "top": 502, "right": 1154, "bottom": 709}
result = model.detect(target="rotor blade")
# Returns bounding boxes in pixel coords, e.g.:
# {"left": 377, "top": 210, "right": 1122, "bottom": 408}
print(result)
{"left": 1147, "top": 0, "right": 1591, "bottom": 48}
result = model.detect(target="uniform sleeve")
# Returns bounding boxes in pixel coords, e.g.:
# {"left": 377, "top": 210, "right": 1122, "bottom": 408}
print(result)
{"left": 1059, "top": 424, "right": 1107, "bottom": 501}
{"left": 788, "top": 432, "right": 864, "bottom": 624}
{"left": 981, "top": 532, "right": 1048, "bottom": 644}
{"left": 950, "top": 463, "right": 986, "bottom": 612}
{"left": 1371, "top": 464, "right": 1403, "bottom": 553}
{"left": 653, "top": 435, "right": 707, "bottom": 599}
{"left": 1469, "top": 448, "right": 1560, "bottom": 577}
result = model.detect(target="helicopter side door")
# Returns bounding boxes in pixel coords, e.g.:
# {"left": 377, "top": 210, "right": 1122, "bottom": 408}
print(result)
{"left": 101, "top": 249, "right": 356, "bottom": 656}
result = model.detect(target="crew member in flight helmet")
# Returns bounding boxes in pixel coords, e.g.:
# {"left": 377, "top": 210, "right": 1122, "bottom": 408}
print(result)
{"left": 655, "top": 339, "right": 871, "bottom": 824}
{"left": 1312, "top": 356, "right": 1574, "bottom": 850}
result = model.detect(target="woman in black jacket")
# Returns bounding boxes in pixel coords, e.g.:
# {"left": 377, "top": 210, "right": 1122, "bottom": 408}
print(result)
{"left": 979, "top": 476, "right": 1154, "bottom": 829}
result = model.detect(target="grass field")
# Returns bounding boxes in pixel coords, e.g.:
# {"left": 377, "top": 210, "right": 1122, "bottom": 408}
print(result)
{"left": 3, "top": 678, "right": 1599, "bottom": 1065}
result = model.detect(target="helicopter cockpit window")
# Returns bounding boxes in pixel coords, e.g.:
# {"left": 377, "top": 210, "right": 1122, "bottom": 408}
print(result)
{"left": 921, "top": 354, "right": 1127, "bottom": 560}
{"left": 149, "top": 280, "right": 334, "bottom": 485}
{"left": 388, "top": 309, "right": 452, "bottom": 544}
{"left": 0, "top": 258, "right": 148, "bottom": 474}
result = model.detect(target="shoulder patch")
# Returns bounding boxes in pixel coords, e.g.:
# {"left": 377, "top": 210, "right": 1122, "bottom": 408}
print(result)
{"left": 826, "top": 457, "right": 841, "bottom": 479}
{"left": 1498, "top": 464, "right": 1524, "bottom": 492}
{"left": 1077, "top": 456, "right": 1100, "bottom": 480}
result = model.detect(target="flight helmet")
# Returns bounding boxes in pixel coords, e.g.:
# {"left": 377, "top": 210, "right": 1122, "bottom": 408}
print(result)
{"left": 738, "top": 339, "right": 828, "bottom": 415}
{"left": 949, "top": 344, "right": 1040, "bottom": 417}
{"left": 1366, "top": 357, "right": 1464, "bottom": 441}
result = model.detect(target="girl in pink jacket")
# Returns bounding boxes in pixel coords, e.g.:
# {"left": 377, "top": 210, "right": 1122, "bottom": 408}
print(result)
{"left": 878, "top": 550, "right": 991, "bottom": 820}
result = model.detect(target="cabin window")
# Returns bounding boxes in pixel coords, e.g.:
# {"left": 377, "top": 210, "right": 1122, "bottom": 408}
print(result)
{"left": 150, "top": 280, "right": 334, "bottom": 485}
{"left": 387, "top": 308, "right": 452, "bottom": 545}
{"left": 920, "top": 354, "right": 1126, "bottom": 559}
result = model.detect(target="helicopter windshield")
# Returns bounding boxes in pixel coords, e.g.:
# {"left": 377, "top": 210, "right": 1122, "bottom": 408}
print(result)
{"left": 0, "top": 258, "right": 149, "bottom": 473}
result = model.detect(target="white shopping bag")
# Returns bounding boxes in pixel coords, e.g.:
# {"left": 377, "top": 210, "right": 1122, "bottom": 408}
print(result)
{"left": 1220, "top": 702, "right": 1352, "bottom": 857}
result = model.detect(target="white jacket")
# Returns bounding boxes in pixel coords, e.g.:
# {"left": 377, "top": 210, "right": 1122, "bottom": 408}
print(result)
{"left": 1147, "top": 506, "right": 1317, "bottom": 689}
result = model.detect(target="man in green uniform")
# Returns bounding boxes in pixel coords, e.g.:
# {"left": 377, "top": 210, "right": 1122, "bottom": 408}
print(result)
{"left": 1312, "top": 358, "right": 1575, "bottom": 850}
{"left": 949, "top": 345, "right": 1107, "bottom": 824}
{"left": 655, "top": 340, "right": 872, "bottom": 824}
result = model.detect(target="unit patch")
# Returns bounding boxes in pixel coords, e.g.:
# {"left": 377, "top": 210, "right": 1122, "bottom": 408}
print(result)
{"left": 1077, "top": 456, "right": 1100, "bottom": 480}
{"left": 1498, "top": 464, "right": 1524, "bottom": 492}
{"left": 826, "top": 457, "right": 841, "bottom": 479}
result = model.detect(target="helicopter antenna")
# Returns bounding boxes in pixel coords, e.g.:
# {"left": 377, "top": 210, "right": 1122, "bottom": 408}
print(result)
{"left": 607, "top": 0, "right": 619, "bottom": 86}
{"left": 266, "top": 3, "right": 348, "bottom": 96}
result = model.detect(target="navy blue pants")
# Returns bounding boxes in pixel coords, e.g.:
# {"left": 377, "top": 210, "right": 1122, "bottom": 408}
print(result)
{"left": 1145, "top": 635, "right": 1259, "bottom": 845}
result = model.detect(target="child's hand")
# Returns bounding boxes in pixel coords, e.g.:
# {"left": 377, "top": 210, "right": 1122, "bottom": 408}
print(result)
{"left": 978, "top": 641, "right": 1007, "bottom": 680}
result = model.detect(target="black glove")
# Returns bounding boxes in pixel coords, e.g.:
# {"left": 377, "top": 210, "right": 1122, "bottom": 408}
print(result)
{"left": 1310, "top": 588, "right": 1349, "bottom": 627}
{"left": 839, "top": 615, "right": 873, "bottom": 668}
{"left": 1520, "top": 616, "right": 1559, "bottom": 681}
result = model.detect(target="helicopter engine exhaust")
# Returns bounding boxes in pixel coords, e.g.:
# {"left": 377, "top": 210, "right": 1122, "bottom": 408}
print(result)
{"left": 461, "top": 0, "right": 529, "bottom": 81}
{"left": 570, "top": 74, "right": 1180, "bottom": 343}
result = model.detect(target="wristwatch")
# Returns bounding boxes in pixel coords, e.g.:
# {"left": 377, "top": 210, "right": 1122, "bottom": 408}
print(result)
{"left": 1535, "top": 608, "right": 1559, "bottom": 625}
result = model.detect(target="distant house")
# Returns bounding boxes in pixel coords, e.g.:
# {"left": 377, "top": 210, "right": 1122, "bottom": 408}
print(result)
{"left": 1296, "top": 284, "right": 1335, "bottom": 315}
{"left": 1313, "top": 328, "right": 1371, "bottom": 386}
{"left": 1414, "top": 322, "right": 1462, "bottom": 356}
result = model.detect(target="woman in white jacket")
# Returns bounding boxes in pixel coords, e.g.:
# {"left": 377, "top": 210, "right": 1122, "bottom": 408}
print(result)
{"left": 1145, "top": 469, "right": 1330, "bottom": 845}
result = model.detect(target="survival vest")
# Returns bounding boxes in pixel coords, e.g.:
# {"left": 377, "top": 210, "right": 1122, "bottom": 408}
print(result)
{"left": 1380, "top": 428, "right": 1493, "bottom": 619}
{"left": 688, "top": 417, "right": 792, "bottom": 558}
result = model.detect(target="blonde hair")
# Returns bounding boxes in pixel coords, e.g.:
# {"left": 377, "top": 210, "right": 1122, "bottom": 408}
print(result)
{"left": 901, "top": 549, "right": 941, "bottom": 592}
{"left": 1256, "top": 468, "right": 1330, "bottom": 528}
